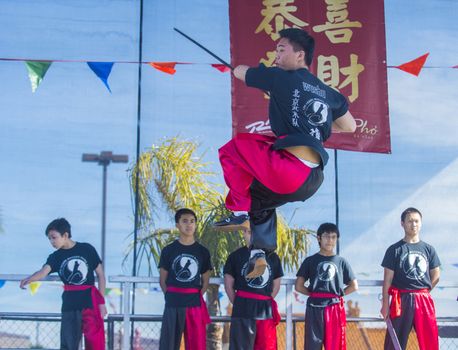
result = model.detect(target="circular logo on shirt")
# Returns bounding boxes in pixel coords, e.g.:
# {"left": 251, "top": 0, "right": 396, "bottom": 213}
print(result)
{"left": 60, "top": 257, "right": 89, "bottom": 285}
{"left": 242, "top": 259, "right": 271, "bottom": 289}
{"left": 303, "top": 99, "right": 329, "bottom": 126}
{"left": 400, "top": 252, "right": 428, "bottom": 281}
{"left": 317, "top": 261, "right": 338, "bottom": 282}
{"left": 172, "top": 254, "right": 199, "bottom": 282}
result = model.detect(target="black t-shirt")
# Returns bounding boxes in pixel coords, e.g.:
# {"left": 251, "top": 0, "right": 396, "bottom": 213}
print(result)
{"left": 45, "top": 242, "right": 102, "bottom": 312}
{"left": 224, "top": 247, "right": 283, "bottom": 319}
{"left": 381, "top": 240, "right": 441, "bottom": 290}
{"left": 296, "top": 253, "right": 355, "bottom": 307}
{"left": 246, "top": 64, "right": 349, "bottom": 167}
{"left": 158, "top": 240, "right": 212, "bottom": 307}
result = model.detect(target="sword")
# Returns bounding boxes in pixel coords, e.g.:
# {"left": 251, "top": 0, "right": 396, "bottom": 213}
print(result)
{"left": 386, "top": 318, "right": 402, "bottom": 350}
{"left": 173, "top": 27, "right": 234, "bottom": 70}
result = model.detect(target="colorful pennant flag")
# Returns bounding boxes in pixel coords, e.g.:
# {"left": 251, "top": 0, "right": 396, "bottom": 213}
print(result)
{"left": 25, "top": 61, "right": 52, "bottom": 92}
{"left": 211, "top": 64, "right": 231, "bottom": 73}
{"left": 29, "top": 281, "right": 42, "bottom": 295}
{"left": 0, "top": 280, "right": 5, "bottom": 288}
{"left": 396, "top": 53, "right": 429, "bottom": 76}
{"left": 87, "top": 62, "right": 114, "bottom": 92}
{"left": 149, "top": 62, "right": 177, "bottom": 75}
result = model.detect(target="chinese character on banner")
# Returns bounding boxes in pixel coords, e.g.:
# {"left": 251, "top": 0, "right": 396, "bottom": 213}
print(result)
{"left": 229, "top": 0, "right": 390, "bottom": 154}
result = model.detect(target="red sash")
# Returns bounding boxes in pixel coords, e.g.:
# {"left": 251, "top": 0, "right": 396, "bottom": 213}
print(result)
{"left": 236, "top": 290, "right": 281, "bottom": 325}
{"left": 388, "top": 287, "right": 429, "bottom": 318}
{"left": 63, "top": 285, "right": 105, "bottom": 320}
{"left": 166, "top": 286, "right": 211, "bottom": 324}
{"left": 310, "top": 292, "right": 346, "bottom": 350}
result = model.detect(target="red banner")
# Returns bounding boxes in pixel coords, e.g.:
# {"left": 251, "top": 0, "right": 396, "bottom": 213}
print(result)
{"left": 229, "top": 0, "right": 390, "bottom": 154}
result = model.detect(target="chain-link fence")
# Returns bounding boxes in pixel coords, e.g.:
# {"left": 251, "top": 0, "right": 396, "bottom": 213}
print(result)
{"left": 1, "top": 313, "right": 457, "bottom": 350}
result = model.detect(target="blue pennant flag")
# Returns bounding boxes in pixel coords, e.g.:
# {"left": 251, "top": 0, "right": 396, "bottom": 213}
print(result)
{"left": 0, "top": 280, "right": 6, "bottom": 288}
{"left": 87, "top": 62, "right": 114, "bottom": 92}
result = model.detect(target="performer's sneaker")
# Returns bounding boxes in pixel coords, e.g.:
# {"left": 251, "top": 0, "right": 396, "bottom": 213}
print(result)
{"left": 246, "top": 254, "right": 268, "bottom": 279}
{"left": 213, "top": 213, "right": 250, "bottom": 232}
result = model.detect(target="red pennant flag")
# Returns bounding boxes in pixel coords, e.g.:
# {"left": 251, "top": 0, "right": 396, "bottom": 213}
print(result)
{"left": 211, "top": 64, "right": 231, "bottom": 73}
{"left": 396, "top": 53, "right": 429, "bottom": 76}
{"left": 149, "top": 62, "right": 177, "bottom": 75}
{"left": 453, "top": 65, "right": 458, "bottom": 69}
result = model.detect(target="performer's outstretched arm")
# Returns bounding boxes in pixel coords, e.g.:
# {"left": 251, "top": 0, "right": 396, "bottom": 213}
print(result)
{"left": 332, "top": 111, "right": 357, "bottom": 133}
{"left": 19, "top": 265, "right": 51, "bottom": 289}
{"left": 234, "top": 65, "right": 250, "bottom": 82}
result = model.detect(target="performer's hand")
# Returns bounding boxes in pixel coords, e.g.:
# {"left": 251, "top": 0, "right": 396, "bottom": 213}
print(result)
{"left": 99, "top": 304, "right": 108, "bottom": 318}
{"left": 19, "top": 278, "right": 30, "bottom": 289}
{"left": 380, "top": 303, "right": 389, "bottom": 320}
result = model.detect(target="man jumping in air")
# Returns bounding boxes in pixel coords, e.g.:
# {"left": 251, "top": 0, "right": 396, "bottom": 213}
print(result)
{"left": 214, "top": 28, "right": 356, "bottom": 277}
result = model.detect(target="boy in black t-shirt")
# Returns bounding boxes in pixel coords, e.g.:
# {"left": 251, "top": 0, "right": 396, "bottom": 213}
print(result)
{"left": 214, "top": 28, "right": 356, "bottom": 279}
{"left": 295, "top": 223, "right": 358, "bottom": 350}
{"left": 224, "top": 228, "right": 283, "bottom": 350}
{"left": 380, "top": 207, "right": 441, "bottom": 350}
{"left": 20, "top": 218, "right": 106, "bottom": 350}
{"left": 158, "top": 208, "right": 212, "bottom": 350}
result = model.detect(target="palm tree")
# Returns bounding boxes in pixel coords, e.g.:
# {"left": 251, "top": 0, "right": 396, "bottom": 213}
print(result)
{"left": 125, "top": 136, "right": 312, "bottom": 349}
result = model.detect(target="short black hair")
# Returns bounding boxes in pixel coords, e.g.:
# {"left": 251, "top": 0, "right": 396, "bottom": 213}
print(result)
{"left": 317, "top": 223, "right": 340, "bottom": 238}
{"left": 401, "top": 207, "right": 422, "bottom": 222}
{"left": 45, "top": 218, "right": 71, "bottom": 238}
{"left": 279, "top": 28, "right": 315, "bottom": 66}
{"left": 174, "top": 208, "right": 197, "bottom": 223}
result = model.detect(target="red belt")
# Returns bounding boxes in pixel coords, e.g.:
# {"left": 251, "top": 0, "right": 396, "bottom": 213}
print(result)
{"left": 310, "top": 292, "right": 346, "bottom": 326}
{"left": 63, "top": 285, "right": 105, "bottom": 319}
{"left": 167, "top": 286, "right": 210, "bottom": 324}
{"left": 389, "top": 287, "right": 429, "bottom": 318}
{"left": 236, "top": 290, "right": 281, "bottom": 325}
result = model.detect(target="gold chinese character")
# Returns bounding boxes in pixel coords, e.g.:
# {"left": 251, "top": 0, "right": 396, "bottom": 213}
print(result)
{"left": 316, "top": 54, "right": 364, "bottom": 102}
{"left": 260, "top": 50, "right": 277, "bottom": 67}
{"left": 256, "top": 0, "right": 309, "bottom": 41}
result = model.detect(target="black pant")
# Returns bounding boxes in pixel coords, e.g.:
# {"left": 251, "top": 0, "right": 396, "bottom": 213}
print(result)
{"left": 159, "top": 306, "right": 187, "bottom": 350}
{"left": 61, "top": 311, "right": 83, "bottom": 350}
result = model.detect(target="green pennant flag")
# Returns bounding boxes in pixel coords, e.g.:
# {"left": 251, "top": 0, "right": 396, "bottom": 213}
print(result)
{"left": 25, "top": 61, "right": 52, "bottom": 92}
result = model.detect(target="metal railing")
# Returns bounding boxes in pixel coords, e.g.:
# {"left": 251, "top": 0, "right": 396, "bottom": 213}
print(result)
{"left": 1, "top": 274, "right": 457, "bottom": 350}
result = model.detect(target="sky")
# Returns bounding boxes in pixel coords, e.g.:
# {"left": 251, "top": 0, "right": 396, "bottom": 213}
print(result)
{"left": 0, "top": 0, "right": 457, "bottom": 318}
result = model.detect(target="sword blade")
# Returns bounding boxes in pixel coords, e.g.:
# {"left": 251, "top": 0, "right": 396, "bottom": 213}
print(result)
{"left": 386, "top": 318, "right": 402, "bottom": 350}
{"left": 173, "top": 27, "right": 233, "bottom": 70}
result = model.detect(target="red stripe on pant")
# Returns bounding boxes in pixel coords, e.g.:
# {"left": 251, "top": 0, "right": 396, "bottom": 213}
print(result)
{"left": 167, "top": 287, "right": 210, "bottom": 350}
{"left": 236, "top": 290, "right": 280, "bottom": 350}
{"left": 388, "top": 287, "right": 438, "bottom": 350}
{"left": 310, "top": 292, "right": 346, "bottom": 350}
{"left": 218, "top": 133, "right": 311, "bottom": 211}
{"left": 63, "top": 285, "right": 105, "bottom": 350}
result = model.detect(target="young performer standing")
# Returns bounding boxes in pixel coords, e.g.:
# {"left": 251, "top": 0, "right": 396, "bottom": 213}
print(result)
{"left": 380, "top": 207, "right": 441, "bottom": 350}
{"left": 224, "top": 228, "right": 283, "bottom": 350}
{"left": 158, "top": 208, "right": 212, "bottom": 350}
{"left": 214, "top": 28, "right": 356, "bottom": 277}
{"left": 20, "top": 218, "right": 107, "bottom": 350}
{"left": 295, "top": 223, "right": 358, "bottom": 350}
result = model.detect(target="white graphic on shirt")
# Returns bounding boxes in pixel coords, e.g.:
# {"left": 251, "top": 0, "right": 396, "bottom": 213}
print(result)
{"left": 172, "top": 254, "right": 199, "bottom": 282}
{"left": 292, "top": 89, "right": 300, "bottom": 127}
{"left": 310, "top": 127, "right": 321, "bottom": 140}
{"left": 317, "top": 261, "right": 338, "bottom": 282}
{"left": 400, "top": 252, "right": 428, "bottom": 281}
{"left": 304, "top": 99, "right": 329, "bottom": 126}
{"left": 242, "top": 260, "right": 271, "bottom": 289}
{"left": 60, "top": 257, "right": 89, "bottom": 285}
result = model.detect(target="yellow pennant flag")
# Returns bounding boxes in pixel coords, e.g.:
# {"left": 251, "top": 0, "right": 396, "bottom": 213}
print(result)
{"left": 29, "top": 281, "right": 42, "bottom": 296}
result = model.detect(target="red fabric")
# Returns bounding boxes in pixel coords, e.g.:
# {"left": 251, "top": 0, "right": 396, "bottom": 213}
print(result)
{"left": 236, "top": 290, "right": 281, "bottom": 325}
{"left": 63, "top": 285, "right": 105, "bottom": 350}
{"left": 167, "top": 287, "right": 210, "bottom": 350}
{"left": 236, "top": 290, "right": 279, "bottom": 349}
{"left": 219, "top": 133, "right": 311, "bottom": 211}
{"left": 310, "top": 292, "right": 346, "bottom": 350}
{"left": 388, "top": 287, "right": 429, "bottom": 318}
{"left": 413, "top": 292, "right": 439, "bottom": 350}
{"left": 254, "top": 318, "right": 277, "bottom": 350}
